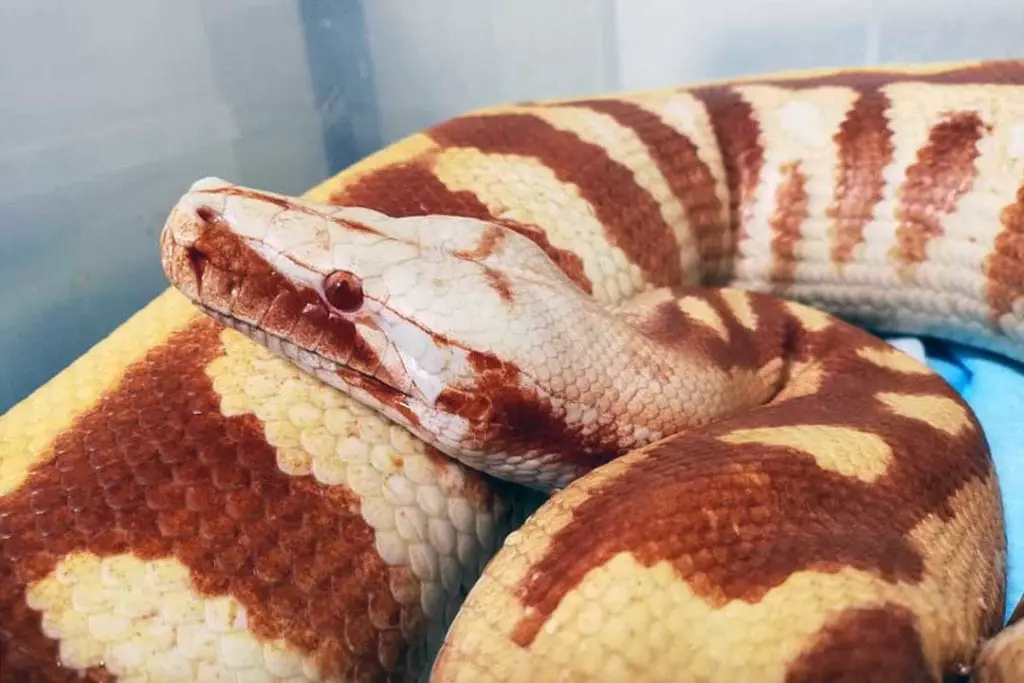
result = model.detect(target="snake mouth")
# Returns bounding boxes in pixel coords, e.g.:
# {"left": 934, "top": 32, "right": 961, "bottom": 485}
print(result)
{"left": 197, "top": 302, "right": 413, "bottom": 404}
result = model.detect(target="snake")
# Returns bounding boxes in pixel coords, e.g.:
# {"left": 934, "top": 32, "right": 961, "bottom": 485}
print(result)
{"left": 4, "top": 58, "right": 1024, "bottom": 682}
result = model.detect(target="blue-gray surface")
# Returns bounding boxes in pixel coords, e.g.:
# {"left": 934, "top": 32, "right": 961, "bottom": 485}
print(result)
{"left": 0, "top": 0, "right": 381, "bottom": 414}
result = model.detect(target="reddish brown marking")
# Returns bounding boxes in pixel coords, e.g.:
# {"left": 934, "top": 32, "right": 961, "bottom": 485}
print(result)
{"left": 690, "top": 87, "right": 764, "bottom": 274}
{"left": 451, "top": 226, "right": 515, "bottom": 301}
{"left": 569, "top": 99, "right": 727, "bottom": 269}
{"left": 324, "top": 270, "right": 365, "bottom": 312}
{"left": 509, "top": 293, "right": 993, "bottom": 647}
{"left": 495, "top": 219, "right": 592, "bottom": 294}
{"left": 435, "top": 351, "right": 621, "bottom": 470}
{"left": 985, "top": 180, "right": 1024, "bottom": 322}
{"left": 1, "top": 639, "right": 113, "bottom": 683}
{"left": 631, "top": 287, "right": 786, "bottom": 374}
{"left": 830, "top": 90, "right": 894, "bottom": 264}
{"left": 0, "top": 319, "right": 419, "bottom": 682}
{"left": 484, "top": 268, "right": 514, "bottom": 302}
{"left": 770, "top": 161, "right": 810, "bottom": 282}
{"left": 331, "top": 162, "right": 497, "bottom": 221}
{"left": 694, "top": 68, "right": 1019, "bottom": 272}
{"left": 335, "top": 366, "right": 421, "bottom": 429}
{"left": 421, "top": 446, "right": 451, "bottom": 473}
{"left": 453, "top": 225, "right": 506, "bottom": 261}
{"left": 785, "top": 604, "right": 932, "bottom": 683}
{"left": 634, "top": 299, "right": 716, "bottom": 350}
{"left": 335, "top": 217, "right": 381, "bottom": 234}
{"left": 329, "top": 162, "right": 594, "bottom": 294}
{"left": 893, "top": 112, "right": 988, "bottom": 265}
{"left": 428, "top": 113, "right": 684, "bottom": 287}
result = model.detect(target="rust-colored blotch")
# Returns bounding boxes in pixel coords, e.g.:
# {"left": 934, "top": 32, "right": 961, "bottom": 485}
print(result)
{"left": 0, "top": 319, "right": 415, "bottom": 681}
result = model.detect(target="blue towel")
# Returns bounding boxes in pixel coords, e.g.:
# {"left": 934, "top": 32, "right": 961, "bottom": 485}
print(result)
{"left": 885, "top": 335, "right": 1024, "bottom": 624}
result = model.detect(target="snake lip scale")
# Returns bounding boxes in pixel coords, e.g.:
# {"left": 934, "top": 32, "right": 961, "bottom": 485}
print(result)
{"left": 210, "top": 302, "right": 415, "bottom": 403}
{"left": 5, "top": 58, "right": 1024, "bottom": 682}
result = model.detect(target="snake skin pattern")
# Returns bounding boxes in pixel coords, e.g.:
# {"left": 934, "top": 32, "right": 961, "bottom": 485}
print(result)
{"left": 4, "top": 59, "right": 1024, "bottom": 682}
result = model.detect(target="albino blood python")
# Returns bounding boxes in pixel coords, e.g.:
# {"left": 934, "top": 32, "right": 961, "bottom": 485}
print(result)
{"left": 5, "top": 60, "right": 1024, "bottom": 683}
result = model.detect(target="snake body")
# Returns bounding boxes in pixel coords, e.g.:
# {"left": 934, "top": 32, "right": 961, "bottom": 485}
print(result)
{"left": 4, "top": 60, "right": 1024, "bottom": 682}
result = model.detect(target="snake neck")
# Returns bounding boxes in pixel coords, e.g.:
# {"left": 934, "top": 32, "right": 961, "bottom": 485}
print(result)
{"left": 601, "top": 286, "right": 790, "bottom": 427}
{"left": 431, "top": 286, "right": 788, "bottom": 490}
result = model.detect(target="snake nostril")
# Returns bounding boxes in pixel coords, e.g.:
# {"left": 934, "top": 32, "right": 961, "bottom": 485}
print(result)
{"left": 195, "top": 205, "right": 222, "bottom": 225}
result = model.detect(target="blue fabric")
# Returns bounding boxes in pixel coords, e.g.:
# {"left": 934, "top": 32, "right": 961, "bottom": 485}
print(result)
{"left": 884, "top": 336, "right": 1024, "bottom": 625}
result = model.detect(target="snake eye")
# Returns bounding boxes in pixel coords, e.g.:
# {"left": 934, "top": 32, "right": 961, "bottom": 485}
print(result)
{"left": 324, "top": 270, "right": 364, "bottom": 312}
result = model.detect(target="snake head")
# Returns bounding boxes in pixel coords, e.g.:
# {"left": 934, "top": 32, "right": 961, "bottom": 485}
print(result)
{"left": 160, "top": 178, "right": 599, "bottom": 482}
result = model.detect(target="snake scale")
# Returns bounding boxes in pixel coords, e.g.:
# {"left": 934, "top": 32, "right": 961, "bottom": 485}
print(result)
{"left": 4, "top": 58, "right": 1024, "bottom": 682}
